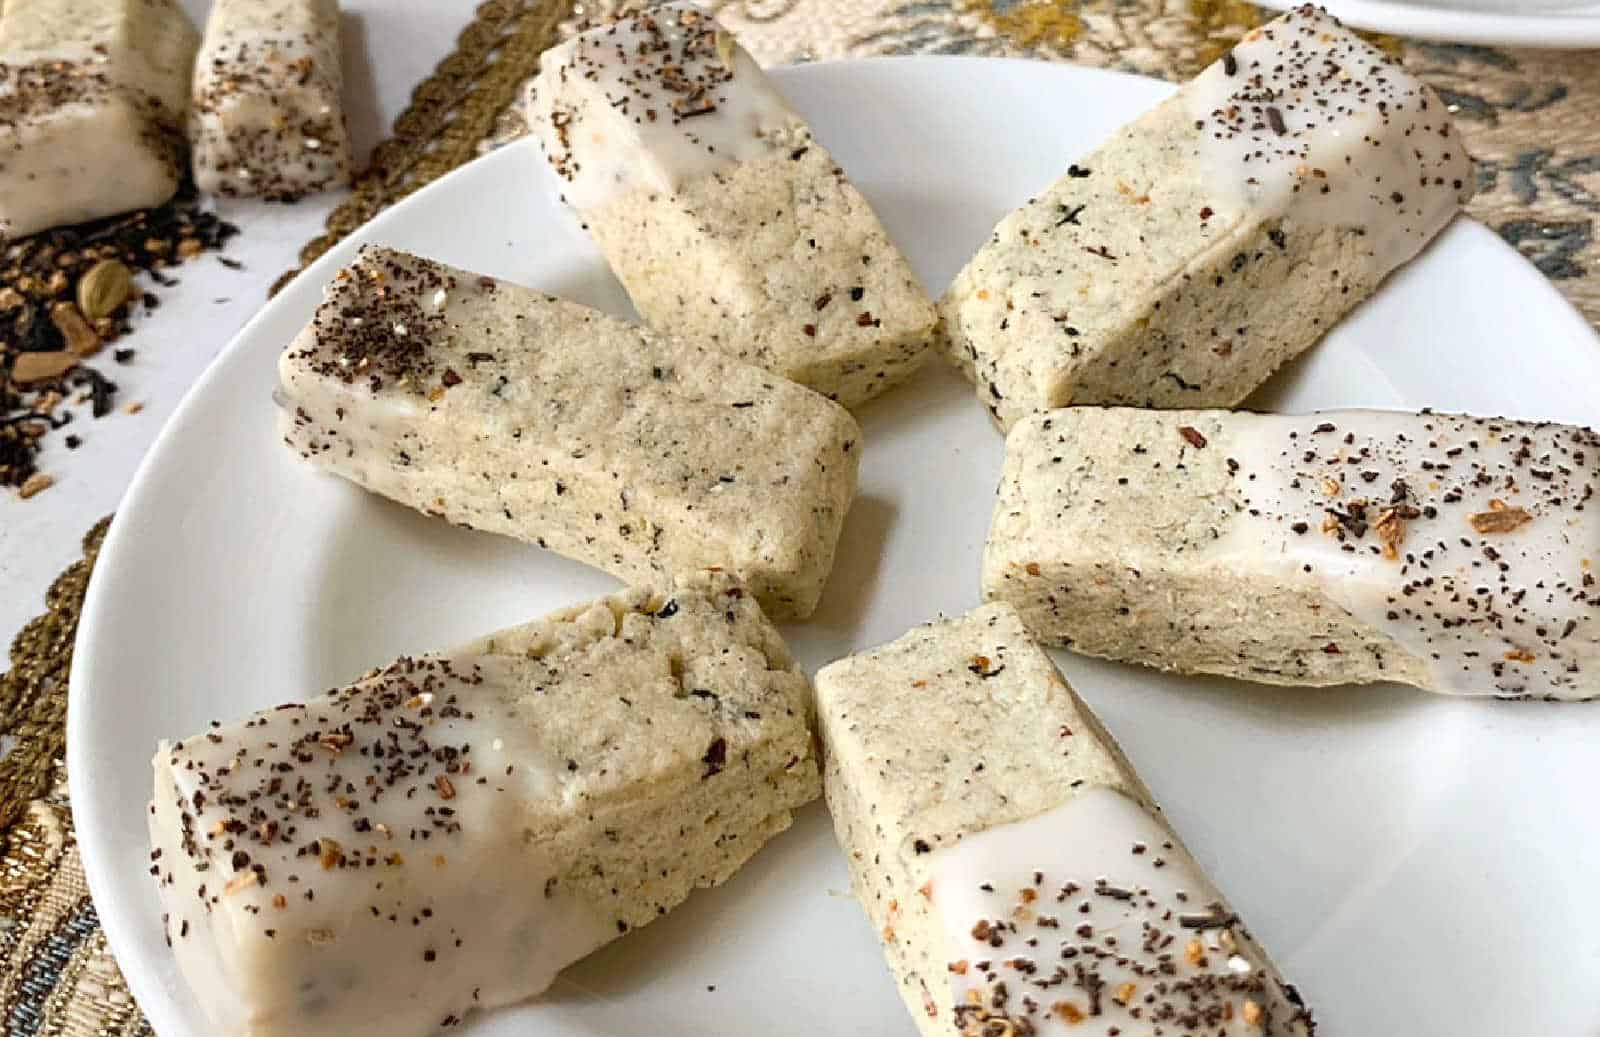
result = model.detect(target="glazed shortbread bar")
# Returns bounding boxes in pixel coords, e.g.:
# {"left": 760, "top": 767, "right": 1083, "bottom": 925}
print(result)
{"left": 278, "top": 246, "right": 859, "bottom": 619}
{"left": 941, "top": 4, "right": 1471, "bottom": 429}
{"left": 190, "top": 0, "right": 353, "bottom": 200}
{"left": 986, "top": 408, "right": 1600, "bottom": 698}
{"left": 150, "top": 578, "right": 819, "bottom": 1037}
{"left": 818, "top": 604, "right": 1316, "bottom": 1036}
{"left": 526, "top": 3, "right": 935, "bottom": 409}
{"left": 0, "top": 0, "right": 198, "bottom": 238}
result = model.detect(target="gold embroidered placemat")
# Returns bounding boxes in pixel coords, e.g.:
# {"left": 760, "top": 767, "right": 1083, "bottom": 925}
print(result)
{"left": 3, "top": 2, "right": 1596, "bottom": 1031}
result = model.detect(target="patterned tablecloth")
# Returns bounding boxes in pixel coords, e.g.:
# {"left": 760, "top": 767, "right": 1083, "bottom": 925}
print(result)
{"left": 2, "top": 1, "right": 1596, "bottom": 1032}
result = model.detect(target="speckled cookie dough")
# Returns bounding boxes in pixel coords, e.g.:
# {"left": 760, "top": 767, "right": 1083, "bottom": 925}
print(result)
{"left": 149, "top": 576, "right": 819, "bottom": 1037}
{"left": 986, "top": 407, "right": 1600, "bottom": 698}
{"left": 190, "top": 0, "right": 352, "bottom": 200}
{"left": 940, "top": 4, "right": 1471, "bottom": 430}
{"left": 817, "top": 603, "right": 1316, "bottom": 1037}
{"left": 0, "top": 0, "right": 198, "bottom": 238}
{"left": 277, "top": 245, "right": 860, "bottom": 619}
{"left": 525, "top": 2, "right": 935, "bottom": 410}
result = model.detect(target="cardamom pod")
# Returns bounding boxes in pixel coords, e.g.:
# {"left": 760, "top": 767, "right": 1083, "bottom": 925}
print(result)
{"left": 77, "top": 259, "right": 133, "bottom": 320}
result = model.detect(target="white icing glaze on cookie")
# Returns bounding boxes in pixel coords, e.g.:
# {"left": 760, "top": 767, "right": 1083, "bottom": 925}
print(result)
{"left": 527, "top": 2, "right": 796, "bottom": 211}
{"left": 1186, "top": 4, "right": 1471, "bottom": 269}
{"left": 150, "top": 652, "right": 615, "bottom": 1035}
{"left": 1217, "top": 410, "right": 1599, "bottom": 696}
{"left": 927, "top": 787, "right": 1314, "bottom": 1035}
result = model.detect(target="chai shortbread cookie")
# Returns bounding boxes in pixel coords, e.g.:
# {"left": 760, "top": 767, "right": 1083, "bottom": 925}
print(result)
{"left": 940, "top": 4, "right": 1470, "bottom": 429}
{"left": 986, "top": 407, "right": 1600, "bottom": 698}
{"left": 150, "top": 577, "right": 819, "bottom": 1037}
{"left": 525, "top": 2, "right": 935, "bottom": 409}
{"left": 190, "top": 0, "right": 353, "bottom": 200}
{"left": 0, "top": 0, "right": 199, "bottom": 238}
{"left": 278, "top": 245, "right": 859, "bottom": 619}
{"left": 818, "top": 603, "right": 1316, "bottom": 1036}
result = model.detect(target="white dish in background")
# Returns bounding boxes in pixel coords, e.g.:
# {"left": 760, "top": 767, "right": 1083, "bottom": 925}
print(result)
{"left": 1256, "top": 0, "right": 1600, "bottom": 46}
{"left": 68, "top": 58, "right": 1600, "bottom": 1037}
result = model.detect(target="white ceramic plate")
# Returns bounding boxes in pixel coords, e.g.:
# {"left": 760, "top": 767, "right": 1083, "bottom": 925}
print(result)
{"left": 69, "top": 58, "right": 1600, "bottom": 1037}
{"left": 1256, "top": 0, "right": 1600, "bottom": 46}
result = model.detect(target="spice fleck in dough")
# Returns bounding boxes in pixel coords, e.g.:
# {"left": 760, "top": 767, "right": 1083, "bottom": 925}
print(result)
{"left": 940, "top": 4, "right": 1471, "bottom": 430}
{"left": 817, "top": 604, "right": 1316, "bottom": 1036}
{"left": 277, "top": 245, "right": 860, "bottom": 619}
{"left": 0, "top": 0, "right": 199, "bottom": 238}
{"left": 525, "top": 2, "right": 935, "bottom": 410}
{"left": 986, "top": 407, "right": 1600, "bottom": 698}
{"left": 190, "top": 0, "right": 352, "bottom": 200}
{"left": 149, "top": 577, "right": 819, "bottom": 1037}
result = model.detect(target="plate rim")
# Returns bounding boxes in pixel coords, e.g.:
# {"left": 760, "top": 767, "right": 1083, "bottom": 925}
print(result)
{"left": 65, "top": 53, "right": 1600, "bottom": 1035}
{"left": 1254, "top": 0, "right": 1600, "bottom": 46}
